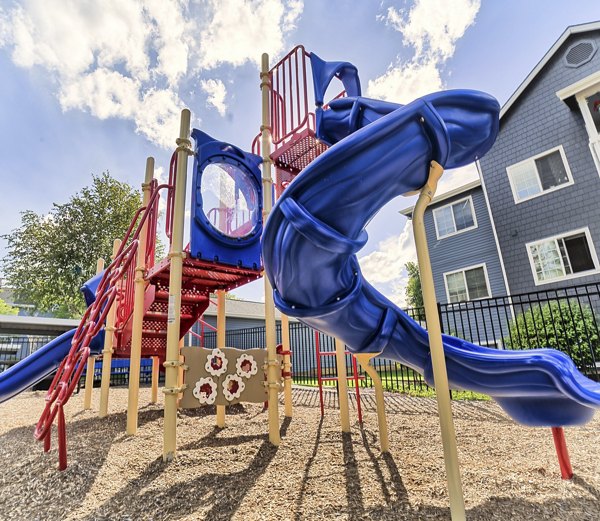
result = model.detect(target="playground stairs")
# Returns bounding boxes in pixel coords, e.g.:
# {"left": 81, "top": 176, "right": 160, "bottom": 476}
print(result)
{"left": 115, "top": 255, "right": 261, "bottom": 359}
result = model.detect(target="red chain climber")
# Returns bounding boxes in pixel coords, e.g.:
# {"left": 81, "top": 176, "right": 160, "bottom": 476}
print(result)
{"left": 34, "top": 166, "right": 175, "bottom": 470}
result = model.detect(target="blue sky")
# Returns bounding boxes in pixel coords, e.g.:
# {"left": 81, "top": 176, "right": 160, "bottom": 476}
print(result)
{"left": 0, "top": 0, "right": 599, "bottom": 304}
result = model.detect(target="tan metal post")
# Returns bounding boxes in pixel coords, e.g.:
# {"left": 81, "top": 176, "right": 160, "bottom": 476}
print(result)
{"left": 260, "top": 53, "right": 281, "bottom": 445}
{"left": 335, "top": 338, "right": 351, "bottom": 432}
{"left": 216, "top": 290, "right": 226, "bottom": 427}
{"left": 99, "top": 239, "right": 121, "bottom": 418}
{"left": 163, "top": 109, "right": 192, "bottom": 462}
{"left": 355, "top": 353, "right": 389, "bottom": 452}
{"left": 126, "top": 157, "right": 154, "bottom": 435}
{"left": 413, "top": 160, "right": 465, "bottom": 521}
{"left": 83, "top": 257, "right": 105, "bottom": 410}
{"left": 151, "top": 356, "right": 160, "bottom": 403}
{"left": 280, "top": 314, "right": 293, "bottom": 417}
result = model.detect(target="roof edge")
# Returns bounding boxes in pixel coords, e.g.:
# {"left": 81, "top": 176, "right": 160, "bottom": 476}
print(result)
{"left": 399, "top": 179, "right": 481, "bottom": 217}
{"left": 500, "top": 21, "right": 600, "bottom": 120}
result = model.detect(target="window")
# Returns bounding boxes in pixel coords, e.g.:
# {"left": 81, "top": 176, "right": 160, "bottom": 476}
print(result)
{"left": 506, "top": 146, "right": 573, "bottom": 203}
{"left": 527, "top": 227, "right": 599, "bottom": 285}
{"left": 200, "top": 162, "right": 259, "bottom": 238}
{"left": 433, "top": 197, "right": 477, "bottom": 239}
{"left": 444, "top": 264, "right": 491, "bottom": 303}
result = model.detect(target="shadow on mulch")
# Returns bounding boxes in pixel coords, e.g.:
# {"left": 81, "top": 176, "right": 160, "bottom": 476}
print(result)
{"left": 76, "top": 416, "right": 292, "bottom": 521}
{"left": 1, "top": 405, "right": 598, "bottom": 521}
{"left": 0, "top": 407, "right": 163, "bottom": 519}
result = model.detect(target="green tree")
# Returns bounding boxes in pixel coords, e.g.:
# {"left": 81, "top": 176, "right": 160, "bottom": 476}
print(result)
{"left": 2, "top": 173, "right": 142, "bottom": 318}
{"left": 504, "top": 301, "right": 600, "bottom": 370}
{"left": 405, "top": 261, "right": 423, "bottom": 309}
{"left": 0, "top": 298, "right": 18, "bottom": 315}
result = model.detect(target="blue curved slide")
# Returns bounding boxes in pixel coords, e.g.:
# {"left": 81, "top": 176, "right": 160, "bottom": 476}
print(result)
{"left": 262, "top": 89, "right": 600, "bottom": 427}
{"left": 0, "top": 329, "right": 76, "bottom": 403}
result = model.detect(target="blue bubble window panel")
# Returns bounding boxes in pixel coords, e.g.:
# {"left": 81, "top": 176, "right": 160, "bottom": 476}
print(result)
{"left": 190, "top": 129, "right": 263, "bottom": 270}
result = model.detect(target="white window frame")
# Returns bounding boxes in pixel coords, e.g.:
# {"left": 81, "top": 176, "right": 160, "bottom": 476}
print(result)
{"left": 506, "top": 145, "right": 574, "bottom": 204}
{"left": 575, "top": 83, "right": 600, "bottom": 176}
{"left": 432, "top": 196, "right": 478, "bottom": 240}
{"left": 443, "top": 263, "right": 492, "bottom": 304}
{"left": 526, "top": 226, "right": 600, "bottom": 286}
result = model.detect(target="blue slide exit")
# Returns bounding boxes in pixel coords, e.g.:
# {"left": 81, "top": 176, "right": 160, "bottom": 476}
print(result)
{"left": 262, "top": 88, "right": 600, "bottom": 428}
{"left": 0, "top": 273, "right": 105, "bottom": 404}
{"left": 0, "top": 329, "right": 76, "bottom": 403}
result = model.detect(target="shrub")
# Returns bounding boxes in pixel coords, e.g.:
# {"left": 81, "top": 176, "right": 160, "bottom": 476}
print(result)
{"left": 504, "top": 300, "right": 600, "bottom": 371}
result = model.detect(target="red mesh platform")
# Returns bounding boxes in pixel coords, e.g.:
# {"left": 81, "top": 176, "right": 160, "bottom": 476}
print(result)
{"left": 147, "top": 256, "right": 262, "bottom": 292}
{"left": 270, "top": 128, "right": 328, "bottom": 175}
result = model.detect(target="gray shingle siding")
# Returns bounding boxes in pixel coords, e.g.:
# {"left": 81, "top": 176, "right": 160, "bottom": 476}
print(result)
{"left": 423, "top": 187, "right": 507, "bottom": 303}
{"left": 480, "top": 30, "right": 600, "bottom": 295}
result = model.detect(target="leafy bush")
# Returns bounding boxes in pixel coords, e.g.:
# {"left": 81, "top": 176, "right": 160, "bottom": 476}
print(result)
{"left": 504, "top": 300, "right": 600, "bottom": 371}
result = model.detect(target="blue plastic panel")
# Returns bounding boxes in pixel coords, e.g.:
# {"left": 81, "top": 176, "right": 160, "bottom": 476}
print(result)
{"left": 190, "top": 129, "right": 263, "bottom": 270}
{"left": 262, "top": 88, "right": 600, "bottom": 427}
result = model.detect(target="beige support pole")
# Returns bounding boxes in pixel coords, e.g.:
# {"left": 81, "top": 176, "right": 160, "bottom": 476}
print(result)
{"left": 163, "top": 109, "right": 192, "bottom": 462}
{"left": 216, "top": 290, "right": 226, "bottom": 427}
{"left": 335, "top": 338, "right": 351, "bottom": 432}
{"left": 126, "top": 157, "right": 154, "bottom": 435}
{"left": 99, "top": 239, "right": 121, "bottom": 418}
{"left": 150, "top": 356, "right": 160, "bottom": 404}
{"left": 83, "top": 257, "right": 105, "bottom": 410}
{"left": 413, "top": 160, "right": 465, "bottom": 521}
{"left": 261, "top": 52, "right": 281, "bottom": 446}
{"left": 355, "top": 353, "right": 389, "bottom": 452}
{"left": 281, "top": 314, "right": 293, "bottom": 417}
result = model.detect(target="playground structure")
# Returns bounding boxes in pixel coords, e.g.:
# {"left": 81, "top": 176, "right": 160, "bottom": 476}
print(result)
{"left": 1, "top": 45, "right": 600, "bottom": 521}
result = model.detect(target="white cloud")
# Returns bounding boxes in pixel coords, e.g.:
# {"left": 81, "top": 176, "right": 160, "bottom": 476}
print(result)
{"left": 384, "top": 0, "right": 480, "bottom": 61}
{"left": 200, "top": 78, "right": 227, "bottom": 116}
{"left": 0, "top": 7, "right": 12, "bottom": 47}
{"left": 368, "top": 56, "right": 443, "bottom": 104}
{"left": 197, "top": 0, "right": 303, "bottom": 69}
{"left": 368, "top": 0, "right": 480, "bottom": 102}
{"left": 0, "top": 0, "right": 304, "bottom": 147}
{"left": 359, "top": 220, "right": 416, "bottom": 307}
{"left": 436, "top": 163, "right": 479, "bottom": 194}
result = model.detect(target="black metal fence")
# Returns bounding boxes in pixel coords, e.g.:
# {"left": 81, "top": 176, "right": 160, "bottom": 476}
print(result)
{"left": 3, "top": 282, "right": 600, "bottom": 394}
{"left": 0, "top": 335, "right": 54, "bottom": 371}
{"left": 434, "top": 282, "right": 600, "bottom": 381}
{"left": 200, "top": 282, "right": 600, "bottom": 392}
{"left": 202, "top": 321, "right": 434, "bottom": 394}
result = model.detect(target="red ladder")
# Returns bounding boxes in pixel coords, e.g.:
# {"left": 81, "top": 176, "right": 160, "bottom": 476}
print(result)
{"left": 315, "top": 331, "right": 363, "bottom": 423}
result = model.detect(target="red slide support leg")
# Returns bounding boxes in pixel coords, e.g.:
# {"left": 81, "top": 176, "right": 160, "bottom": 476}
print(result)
{"left": 58, "top": 406, "right": 67, "bottom": 471}
{"left": 551, "top": 427, "right": 573, "bottom": 480}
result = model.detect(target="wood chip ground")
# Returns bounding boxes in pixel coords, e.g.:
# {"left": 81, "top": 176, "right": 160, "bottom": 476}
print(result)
{"left": 1, "top": 387, "right": 599, "bottom": 520}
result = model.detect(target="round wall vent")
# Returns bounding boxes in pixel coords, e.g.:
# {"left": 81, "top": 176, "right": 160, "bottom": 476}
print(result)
{"left": 564, "top": 40, "right": 597, "bottom": 68}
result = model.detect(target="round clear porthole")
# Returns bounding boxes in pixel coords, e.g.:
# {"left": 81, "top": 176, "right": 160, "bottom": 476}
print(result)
{"left": 200, "top": 162, "right": 259, "bottom": 239}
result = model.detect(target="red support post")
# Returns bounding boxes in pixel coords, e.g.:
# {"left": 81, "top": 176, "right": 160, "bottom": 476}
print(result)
{"left": 351, "top": 355, "right": 363, "bottom": 424}
{"left": 551, "top": 427, "right": 573, "bottom": 480}
{"left": 315, "top": 332, "right": 324, "bottom": 417}
{"left": 57, "top": 406, "right": 67, "bottom": 471}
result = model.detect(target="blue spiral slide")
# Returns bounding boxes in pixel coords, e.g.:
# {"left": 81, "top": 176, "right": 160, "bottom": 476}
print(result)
{"left": 262, "top": 89, "right": 600, "bottom": 427}
{"left": 0, "top": 329, "right": 77, "bottom": 403}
